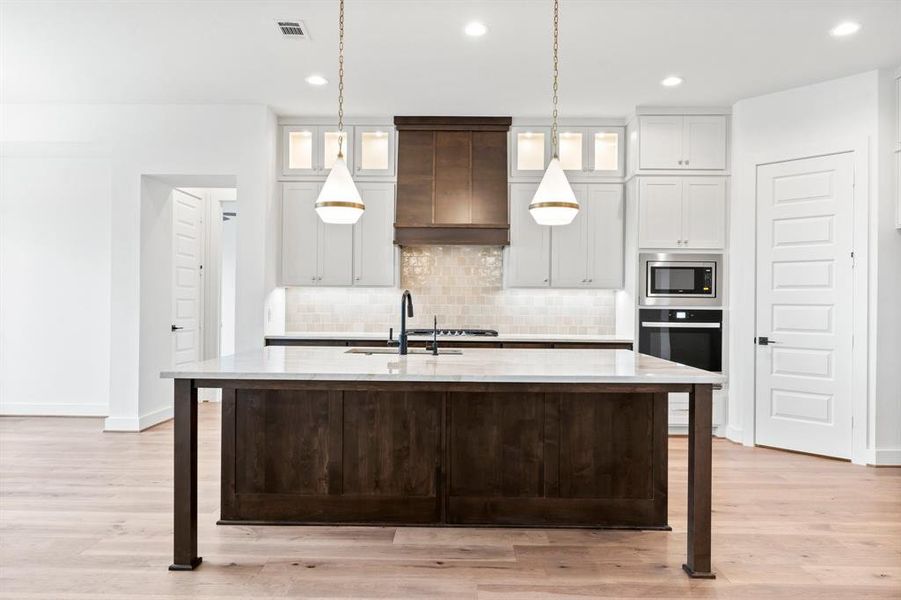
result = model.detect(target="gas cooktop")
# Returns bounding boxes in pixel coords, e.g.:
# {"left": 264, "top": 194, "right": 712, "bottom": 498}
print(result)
{"left": 406, "top": 328, "right": 499, "bottom": 337}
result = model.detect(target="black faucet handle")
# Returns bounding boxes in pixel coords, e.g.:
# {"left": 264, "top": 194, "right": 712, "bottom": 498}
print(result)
{"left": 431, "top": 316, "right": 439, "bottom": 356}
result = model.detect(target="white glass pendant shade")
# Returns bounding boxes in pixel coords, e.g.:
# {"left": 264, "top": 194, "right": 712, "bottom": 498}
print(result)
{"left": 529, "top": 157, "right": 580, "bottom": 226}
{"left": 314, "top": 156, "right": 365, "bottom": 224}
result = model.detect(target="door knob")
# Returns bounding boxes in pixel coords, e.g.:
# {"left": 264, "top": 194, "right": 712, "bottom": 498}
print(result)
{"left": 171, "top": 325, "right": 184, "bottom": 332}
{"left": 757, "top": 336, "right": 780, "bottom": 346}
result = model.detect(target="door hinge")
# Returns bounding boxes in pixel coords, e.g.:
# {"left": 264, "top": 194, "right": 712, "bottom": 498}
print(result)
{"left": 850, "top": 251, "right": 855, "bottom": 268}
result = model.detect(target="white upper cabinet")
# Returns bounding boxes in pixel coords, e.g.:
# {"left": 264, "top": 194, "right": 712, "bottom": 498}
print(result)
{"left": 506, "top": 183, "right": 550, "bottom": 287}
{"left": 282, "top": 182, "right": 321, "bottom": 285}
{"left": 638, "top": 115, "right": 727, "bottom": 170}
{"left": 638, "top": 116, "right": 683, "bottom": 169}
{"left": 317, "top": 219, "right": 354, "bottom": 286}
{"left": 558, "top": 128, "right": 588, "bottom": 172}
{"left": 510, "top": 127, "right": 551, "bottom": 178}
{"left": 638, "top": 178, "right": 682, "bottom": 247}
{"left": 282, "top": 125, "right": 352, "bottom": 177}
{"left": 638, "top": 177, "right": 725, "bottom": 249}
{"left": 586, "top": 184, "right": 625, "bottom": 287}
{"left": 589, "top": 127, "right": 624, "bottom": 176}
{"left": 682, "top": 177, "right": 726, "bottom": 248}
{"left": 282, "top": 126, "right": 319, "bottom": 176}
{"left": 512, "top": 125, "right": 624, "bottom": 178}
{"left": 550, "top": 184, "right": 590, "bottom": 287}
{"left": 353, "top": 182, "right": 396, "bottom": 286}
{"left": 319, "top": 128, "right": 352, "bottom": 173}
{"left": 507, "top": 183, "right": 624, "bottom": 289}
{"left": 683, "top": 116, "right": 727, "bottom": 169}
{"left": 281, "top": 181, "right": 396, "bottom": 287}
{"left": 353, "top": 126, "right": 396, "bottom": 178}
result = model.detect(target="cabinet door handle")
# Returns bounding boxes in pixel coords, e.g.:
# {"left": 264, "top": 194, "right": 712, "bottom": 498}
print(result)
{"left": 684, "top": 159, "right": 690, "bottom": 165}
{"left": 543, "top": 278, "right": 549, "bottom": 283}
{"left": 678, "top": 160, "right": 683, "bottom": 165}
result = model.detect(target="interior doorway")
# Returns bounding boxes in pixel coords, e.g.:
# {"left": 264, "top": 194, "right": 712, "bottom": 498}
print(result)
{"left": 754, "top": 152, "right": 854, "bottom": 459}
{"left": 132, "top": 175, "right": 236, "bottom": 431}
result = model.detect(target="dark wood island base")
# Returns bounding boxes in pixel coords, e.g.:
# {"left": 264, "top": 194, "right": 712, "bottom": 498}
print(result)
{"left": 169, "top": 376, "right": 714, "bottom": 578}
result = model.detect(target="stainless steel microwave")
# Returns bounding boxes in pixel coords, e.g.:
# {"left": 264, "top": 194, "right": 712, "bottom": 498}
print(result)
{"left": 639, "top": 253, "right": 722, "bottom": 307}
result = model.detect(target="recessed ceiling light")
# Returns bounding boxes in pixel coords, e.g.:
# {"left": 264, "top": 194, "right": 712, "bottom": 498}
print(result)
{"left": 464, "top": 21, "right": 487, "bottom": 37}
{"left": 661, "top": 76, "right": 683, "bottom": 87}
{"left": 830, "top": 21, "right": 861, "bottom": 37}
{"left": 305, "top": 74, "right": 328, "bottom": 86}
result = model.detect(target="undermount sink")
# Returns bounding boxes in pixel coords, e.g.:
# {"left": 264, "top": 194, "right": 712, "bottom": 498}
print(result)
{"left": 345, "top": 347, "right": 463, "bottom": 356}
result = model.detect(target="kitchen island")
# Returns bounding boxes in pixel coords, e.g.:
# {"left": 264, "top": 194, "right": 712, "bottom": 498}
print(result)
{"left": 162, "top": 346, "right": 721, "bottom": 578}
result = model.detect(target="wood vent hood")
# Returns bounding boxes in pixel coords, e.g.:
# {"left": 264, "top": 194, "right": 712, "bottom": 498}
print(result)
{"left": 394, "top": 116, "right": 512, "bottom": 246}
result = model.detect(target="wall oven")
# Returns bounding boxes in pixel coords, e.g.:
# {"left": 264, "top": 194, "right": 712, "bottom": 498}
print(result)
{"left": 639, "top": 253, "right": 722, "bottom": 307}
{"left": 639, "top": 309, "right": 722, "bottom": 372}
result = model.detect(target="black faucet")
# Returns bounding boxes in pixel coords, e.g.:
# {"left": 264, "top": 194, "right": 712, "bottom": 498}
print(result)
{"left": 399, "top": 290, "right": 414, "bottom": 355}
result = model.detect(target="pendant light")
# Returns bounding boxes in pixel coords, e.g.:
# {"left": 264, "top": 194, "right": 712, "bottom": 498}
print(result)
{"left": 529, "top": 0, "right": 579, "bottom": 226}
{"left": 315, "top": 0, "right": 364, "bottom": 224}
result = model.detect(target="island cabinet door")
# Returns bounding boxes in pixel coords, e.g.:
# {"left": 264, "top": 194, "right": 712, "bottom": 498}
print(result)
{"left": 222, "top": 388, "right": 443, "bottom": 524}
{"left": 446, "top": 391, "right": 667, "bottom": 528}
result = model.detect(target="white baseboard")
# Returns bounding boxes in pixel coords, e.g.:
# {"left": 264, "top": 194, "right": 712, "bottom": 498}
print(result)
{"left": 725, "top": 424, "right": 743, "bottom": 443}
{"left": 873, "top": 448, "right": 901, "bottom": 466}
{"left": 104, "top": 405, "right": 173, "bottom": 432}
{"left": 667, "top": 424, "right": 727, "bottom": 437}
{"left": 0, "top": 402, "right": 107, "bottom": 417}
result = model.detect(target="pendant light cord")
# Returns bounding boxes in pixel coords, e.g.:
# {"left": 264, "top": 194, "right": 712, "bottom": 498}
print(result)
{"left": 551, "top": 0, "right": 559, "bottom": 159}
{"left": 337, "top": 0, "right": 345, "bottom": 158}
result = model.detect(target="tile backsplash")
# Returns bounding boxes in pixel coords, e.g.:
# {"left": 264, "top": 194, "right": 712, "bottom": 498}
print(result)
{"left": 285, "top": 246, "right": 615, "bottom": 335}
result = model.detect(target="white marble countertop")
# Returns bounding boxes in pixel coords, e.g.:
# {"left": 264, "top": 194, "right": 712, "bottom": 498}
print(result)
{"left": 161, "top": 347, "right": 721, "bottom": 384}
{"left": 266, "top": 331, "right": 633, "bottom": 344}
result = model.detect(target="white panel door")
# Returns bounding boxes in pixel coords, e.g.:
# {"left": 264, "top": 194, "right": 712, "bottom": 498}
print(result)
{"left": 682, "top": 177, "right": 726, "bottom": 248}
{"left": 682, "top": 116, "right": 726, "bottom": 169}
{"left": 639, "top": 116, "right": 683, "bottom": 169}
{"left": 318, "top": 220, "right": 354, "bottom": 286}
{"left": 586, "top": 184, "right": 624, "bottom": 288}
{"left": 506, "top": 183, "right": 550, "bottom": 287}
{"left": 551, "top": 185, "right": 590, "bottom": 287}
{"left": 755, "top": 153, "right": 854, "bottom": 459}
{"left": 171, "top": 190, "right": 203, "bottom": 367}
{"left": 354, "top": 182, "right": 396, "bottom": 286}
{"left": 638, "top": 177, "right": 683, "bottom": 248}
{"left": 282, "top": 182, "right": 320, "bottom": 286}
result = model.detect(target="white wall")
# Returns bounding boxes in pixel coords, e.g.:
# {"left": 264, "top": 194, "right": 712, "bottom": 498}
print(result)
{"left": 0, "top": 151, "right": 111, "bottom": 415}
{"left": 729, "top": 69, "right": 900, "bottom": 464}
{"left": 220, "top": 201, "right": 238, "bottom": 356}
{"left": 0, "top": 103, "right": 278, "bottom": 427}
{"left": 873, "top": 70, "right": 901, "bottom": 464}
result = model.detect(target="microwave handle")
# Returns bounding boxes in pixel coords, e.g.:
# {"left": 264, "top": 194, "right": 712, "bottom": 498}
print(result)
{"left": 641, "top": 322, "right": 721, "bottom": 329}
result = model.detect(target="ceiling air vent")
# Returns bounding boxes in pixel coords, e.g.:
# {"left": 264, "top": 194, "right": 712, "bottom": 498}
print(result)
{"left": 276, "top": 20, "right": 308, "bottom": 39}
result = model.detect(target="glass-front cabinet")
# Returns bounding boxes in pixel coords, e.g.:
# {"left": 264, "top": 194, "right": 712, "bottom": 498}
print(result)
{"left": 510, "top": 127, "right": 551, "bottom": 178}
{"left": 281, "top": 123, "right": 396, "bottom": 178}
{"left": 353, "top": 126, "right": 396, "bottom": 177}
{"left": 511, "top": 125, "right": 624, "bottom": 178}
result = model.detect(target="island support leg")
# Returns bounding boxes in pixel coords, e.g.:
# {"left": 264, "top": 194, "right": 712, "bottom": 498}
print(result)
{"left": 683, "top": 383, "right": 714, "bottom": 578}
{"left": 169, "top": 378, "right": 202, "bottom": 571}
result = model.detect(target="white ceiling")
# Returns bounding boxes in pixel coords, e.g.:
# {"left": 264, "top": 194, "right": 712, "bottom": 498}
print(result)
{"left": 2, "top": 0, "right": 900, "bottom": 117}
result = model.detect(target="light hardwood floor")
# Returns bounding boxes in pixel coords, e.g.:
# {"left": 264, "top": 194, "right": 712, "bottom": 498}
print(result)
{"left": 1, "top": 403, "right": 899, "bottom": 599}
